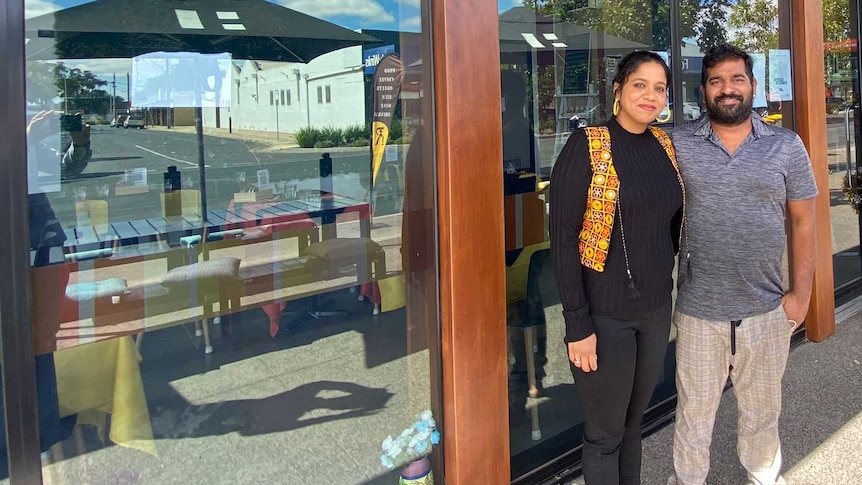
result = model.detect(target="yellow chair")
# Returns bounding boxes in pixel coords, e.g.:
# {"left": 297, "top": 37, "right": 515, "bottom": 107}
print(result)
{"left": 75, "top": 199, "right": 109, "bottom": 227}
{"left": 506, "top": 241, "right": 550, "bottom": 305}
{"left": 505, "top": 241, "right": 550, "bottom": 442}
{"left": 160, "top": 189, "right": 202, "bottom": 217}
{"left": 372, "top": 163, "right": 404, "bottom": 213}
{"left": 54, "top": 335, "right": 155, "bottom": 455}
{"left": 376, "top": 273, "right": 406, "bottom": 314}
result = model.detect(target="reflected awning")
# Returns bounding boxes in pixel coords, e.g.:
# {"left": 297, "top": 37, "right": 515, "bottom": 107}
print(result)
{"left": 26, "top": 0, "right": 379, "bottom": 62}
{"left": 498, "top": 7, "right": 649, "bottom": 54}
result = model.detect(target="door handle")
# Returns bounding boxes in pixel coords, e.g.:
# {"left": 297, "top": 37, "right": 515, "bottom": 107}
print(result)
{"left": 846, "top": 106, "right": 853, "bottom": 187}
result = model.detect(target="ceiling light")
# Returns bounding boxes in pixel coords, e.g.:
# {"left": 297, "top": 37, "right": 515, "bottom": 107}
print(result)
{"left": 521, "top": 33, "right": 545, "bottom": 49}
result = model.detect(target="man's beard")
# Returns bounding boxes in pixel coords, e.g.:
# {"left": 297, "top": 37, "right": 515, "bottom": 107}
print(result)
{"left": 706, "top": 93, "right": 753, "bottom": 126}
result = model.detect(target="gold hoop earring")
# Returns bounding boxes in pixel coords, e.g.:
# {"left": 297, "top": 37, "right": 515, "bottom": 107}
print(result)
{"left": 655, "top": 106, "right": 672, "bottom": 123}
{"left": 613, "top": 99, "right": 620, "bottom": 116}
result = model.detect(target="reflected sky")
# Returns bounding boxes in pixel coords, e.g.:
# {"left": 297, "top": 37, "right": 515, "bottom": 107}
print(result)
{"left": 26, "top": 0, "right": 420, "bottom": 89}
{"left": 26, "top": 0, "right": 423, "bottom": 31}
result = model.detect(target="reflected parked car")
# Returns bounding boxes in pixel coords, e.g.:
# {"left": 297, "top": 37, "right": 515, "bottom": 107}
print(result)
{"left": 756, "top": 106, "right": 783, "bottom": 125}
{"left": 826, "top": 97, "right": 848, "bottom": 114}
{"left": 124, "top": 113, "right": 146, "bottom": 129}
{"left": 682, "top": 102, "right": 702, "bottom": 120}
{"left": 655, "top": 103, "right": 702, "bottom": 124}
{"left": 569, "top": 102, "right": 701, "bottom": 130}
{"left": 568, "top": 105, "right": 600, "bottom": 130}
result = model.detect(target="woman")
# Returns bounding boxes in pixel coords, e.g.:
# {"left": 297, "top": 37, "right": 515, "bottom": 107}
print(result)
{"left": 550, "top": 51, "right": 684, "bottom": 485}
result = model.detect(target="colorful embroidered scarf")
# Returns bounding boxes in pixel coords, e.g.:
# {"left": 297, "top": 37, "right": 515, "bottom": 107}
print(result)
{"left": 578, "top": 126, "right": 684, "bottom": 272}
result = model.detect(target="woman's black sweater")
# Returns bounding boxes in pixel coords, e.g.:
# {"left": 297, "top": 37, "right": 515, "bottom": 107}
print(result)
{"left": 550, "top": 117, "right": 683, "bottom": 342}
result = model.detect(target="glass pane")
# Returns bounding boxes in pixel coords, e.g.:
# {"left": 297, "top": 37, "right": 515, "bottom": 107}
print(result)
{"left": 826, "top": 0, "right": 862, "bottom": 294}
{"left": 0, "top": 336, "right": 9, "bottom": 483}
{"left": 500, "top": 0, "right": 674, "bottom": 477}
{"left": 682, "top": 0, "right": 794, "bottom": 130}
{"left": 24, "top": 1, "right": 440, "bottom": 482}
{"left": 503, "top": 0, "right": 795, "bottom": 479}
{"left": 687, "top": 0, "right": 796, "bottom": 289}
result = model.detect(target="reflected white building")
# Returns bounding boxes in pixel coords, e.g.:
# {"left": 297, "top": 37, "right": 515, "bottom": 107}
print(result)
{"left": 202, "top": 46, "right": 366, "bottom": 134}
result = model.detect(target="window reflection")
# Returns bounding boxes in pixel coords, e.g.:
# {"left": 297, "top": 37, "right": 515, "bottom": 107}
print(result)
{"left": 499, "top": 3, "right": 671, "bottom": 180}
{"left": 24, "top": 1, "right": 439, "bottom": 483}
{"left": 500, "top": 2, "right": 673, "bottom": 477}
{"left": 822, "top": 0, "right": 862, "bottom": 294}
{"left": 501, "top": 0, "right": 792, "bottom": 479}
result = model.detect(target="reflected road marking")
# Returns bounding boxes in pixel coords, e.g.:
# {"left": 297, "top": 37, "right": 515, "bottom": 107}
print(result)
{"left": 134, "top": 145, "right": 209, "bottom": 167}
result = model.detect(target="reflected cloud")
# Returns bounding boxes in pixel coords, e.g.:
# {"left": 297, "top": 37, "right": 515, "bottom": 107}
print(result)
{"left": 25, "top": 0, "right": 61, "bottom": 19}
{"left": 402, "top": 15, "right": 421, "bottom": 29}
{"left": 281, "top": 0, "right": 396, "bottom": 23}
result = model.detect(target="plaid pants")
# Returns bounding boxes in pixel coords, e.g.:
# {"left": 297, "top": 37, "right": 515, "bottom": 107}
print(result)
{"left": 668, "top": 306, "right": 793, "bottom": 485}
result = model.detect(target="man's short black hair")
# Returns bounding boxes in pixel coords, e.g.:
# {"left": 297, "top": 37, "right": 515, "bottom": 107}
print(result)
{"left": 701, "top": 44, "right": 755, "bottom": 87}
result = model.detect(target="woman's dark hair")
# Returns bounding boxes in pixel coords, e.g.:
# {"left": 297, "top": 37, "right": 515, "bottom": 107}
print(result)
{"left": 701, "top": 44, "right": 754, "bottom": 87}
{"left": 612, "top": 51, "right": 671, "bottom": 94}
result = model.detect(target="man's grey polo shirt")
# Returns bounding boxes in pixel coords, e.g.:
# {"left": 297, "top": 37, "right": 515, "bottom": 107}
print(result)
{"left": 672, "top": 114, "right": 818, "bottom": 322}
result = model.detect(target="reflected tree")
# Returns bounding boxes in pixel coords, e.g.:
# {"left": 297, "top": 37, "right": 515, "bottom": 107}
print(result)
{"left": 53, "top": 62, "right": 122, "bottom": 114}
{"left": 823, "top": 0, "right": 850, "bottom": 42}
{"left": 536, "top": 64, "right": 557, "bottom": 133}
{"left": 27, "top": 61, "right": 61, "bottom": 105}
{"left": 823, "top": 0, "right": 851, "bottom": 100}
{"left": 695, "top": 0, "right": 730, "bottom": 51}
{"left": 728, "top": 0, "right": 779, "bottom": 52}
{"left": 523, "top": 0, "right": 699, "bottom": 50}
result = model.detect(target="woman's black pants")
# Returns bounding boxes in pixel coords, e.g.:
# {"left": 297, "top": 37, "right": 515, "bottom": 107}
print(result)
{"left": 570, "top": 302, "right": 672, "bottom": 485}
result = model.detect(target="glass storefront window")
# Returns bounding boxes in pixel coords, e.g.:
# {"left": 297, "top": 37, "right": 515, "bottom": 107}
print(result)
{"left": 683, "top": 0, "right": 794, "bottom": 130}
{"left": 500, "top": 1, "right": 674, "bottom": 479}
{"left": 23, "top": 1, "right": 440, "bottom": 482}
{"left": 686, "top": 1, "right": 796, "bottom": 288}
{"left": 823, "top": 0, "right": 862, "bottom": 302}
{"left": 500, "top": 0, "right": 673, "bottom": 180}
{"left": 501, "top": 0, "right": 795, "bottom": 480}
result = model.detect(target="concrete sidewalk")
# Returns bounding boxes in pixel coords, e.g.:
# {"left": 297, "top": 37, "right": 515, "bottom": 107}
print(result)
{"left": 147, "top": 125, "right": 380, "bottom": 154}
{"left": 148, "top": 125, "right": 300, "bottom": 150}
{"left": 567, "top": 309, "right": 862, "bottom": 484}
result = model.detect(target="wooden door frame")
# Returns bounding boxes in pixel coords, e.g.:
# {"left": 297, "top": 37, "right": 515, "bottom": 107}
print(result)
{"left": 0, "top": 0, "right": 49, "bottom": 482}
{"left": 791, "top": 0, "right": 837, "bottom": 342}
{"left": 432, "top": 0, "right": 511, "bottom": 482}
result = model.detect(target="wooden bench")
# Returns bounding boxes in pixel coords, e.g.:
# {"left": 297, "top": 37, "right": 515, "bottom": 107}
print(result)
{"left": 39, "top": 224, "right": 388, "bottom": 354}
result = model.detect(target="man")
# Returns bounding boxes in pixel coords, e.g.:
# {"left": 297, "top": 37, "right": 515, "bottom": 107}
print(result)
{"left": 668, "top": 44, "right": 817, "bottom": 485}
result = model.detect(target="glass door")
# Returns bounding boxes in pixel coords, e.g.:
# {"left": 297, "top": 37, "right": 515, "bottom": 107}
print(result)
{"left": 500, "top": 0, "right": 797, "bottom": 481}
{"left": 827, "top": 0, "right": 862, "bottom": 303}
{"left": 498, "top": 1, "right": 678, "bottom": 481}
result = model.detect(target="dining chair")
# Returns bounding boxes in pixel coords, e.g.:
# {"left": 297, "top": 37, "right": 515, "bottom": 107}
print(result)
{"left": 68, "top": 200, "right": 117, "bottom": 261}
{"left": 160, "top": 189, "right": 202, "bottom": 217}
{"left": 506, "top": 241, "right": 551, "bottom": 441}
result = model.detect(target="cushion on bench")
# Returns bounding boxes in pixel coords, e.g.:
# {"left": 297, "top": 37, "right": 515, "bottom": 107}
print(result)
{"left": 305, "top": 238, "right": 382, "bottom": 260}
{"left": 160, "top": 257, "right": 241, "bottom": 288}
{"left": 65, "top": 278, "right": 128, "bottom": 301}
{"left": 242, "top": 220, "right": 318, "bottom": 239}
